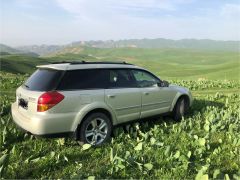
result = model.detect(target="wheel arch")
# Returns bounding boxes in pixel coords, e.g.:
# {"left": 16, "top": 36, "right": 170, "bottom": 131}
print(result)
{"left": 81, "top": 108, "right": 113, "bottom": 124}
{"left": 71, "top": 104, "right": 116, "bottom": 140}
{"left": 170, "top": 93, "right": 190, "bottom": 112}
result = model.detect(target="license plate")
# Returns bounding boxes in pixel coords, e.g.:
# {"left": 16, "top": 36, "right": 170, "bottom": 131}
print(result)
{"left": 18, "top": 98, "right": 28, "bottom": 110}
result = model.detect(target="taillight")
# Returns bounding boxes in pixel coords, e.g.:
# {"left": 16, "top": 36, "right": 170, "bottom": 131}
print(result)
{"left": 37, "top": 91, "right": 64, "bottom": 112}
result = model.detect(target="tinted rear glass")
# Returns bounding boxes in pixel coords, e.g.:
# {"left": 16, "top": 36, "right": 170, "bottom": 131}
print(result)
{"left": 24, "top": 69, "right": 63, "bottom": 91}
{"left": 57, "top": 69, "right": 107, "bottom": 90}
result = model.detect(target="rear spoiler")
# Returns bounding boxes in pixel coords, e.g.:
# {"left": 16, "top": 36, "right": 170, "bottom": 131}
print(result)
{"left": 36, "top": 64, "right": 68, "bottom": 70}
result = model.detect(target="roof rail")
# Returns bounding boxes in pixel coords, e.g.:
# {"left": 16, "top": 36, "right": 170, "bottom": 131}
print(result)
{"left": 51, "top": 61, "right": 85, "bottom": 64}
{"left": 51, "top": 61, "right": 132, "bottom": 65}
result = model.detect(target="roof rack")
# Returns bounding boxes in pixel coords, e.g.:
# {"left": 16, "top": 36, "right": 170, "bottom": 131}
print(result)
{"left": 50, "top": 61, "right": 84, "bottom": 64}
{"left": 51, "top": 61, "right": 133, "bottom": 65}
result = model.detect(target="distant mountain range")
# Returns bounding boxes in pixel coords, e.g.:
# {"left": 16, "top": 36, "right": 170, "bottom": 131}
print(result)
{"left": 0, "top": 44, "right": 39, "bottom": 57}
{"left": 0, "top": 44, "right": 23, "bottom": 54}
{"left": 71, "top": 38, "right": 240, "bottom": 51}
{"left": 16, "top": 45, "right": 66, "bottom": 56}
{"left": 1, "top": 38, "right": 239, "bottom": 56}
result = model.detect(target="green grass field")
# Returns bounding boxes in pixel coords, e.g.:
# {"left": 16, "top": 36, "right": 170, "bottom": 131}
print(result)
{"left": 0, "top": 47, "right": 239, "bottom": 179}
{"left": 52, "top": 47, "right": 240, "bottom": 80}
{"left": 1, "top": 47, "right": 240, "bottom": 80}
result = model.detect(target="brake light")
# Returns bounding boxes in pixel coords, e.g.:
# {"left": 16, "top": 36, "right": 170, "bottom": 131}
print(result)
{"left": 37, "top": 91, "right": 64, "bottom": 112}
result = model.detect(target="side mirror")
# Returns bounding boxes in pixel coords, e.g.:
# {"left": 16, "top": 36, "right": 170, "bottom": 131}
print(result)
{"left": 158, "top": 80, "right": 169, "bottom": 87}
{"left": 157, "top": 82, "right": 162, "bottom": 87}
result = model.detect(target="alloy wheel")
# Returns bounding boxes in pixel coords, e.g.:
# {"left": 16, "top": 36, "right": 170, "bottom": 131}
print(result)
{"left": 85, "top": 118, "right": 108, "bottom": 145}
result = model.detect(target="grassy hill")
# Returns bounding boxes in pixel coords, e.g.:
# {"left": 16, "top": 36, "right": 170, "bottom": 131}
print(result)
{"left": 1, "top": 46, "right": 239, "bottom": 80}
{"left": 47, "top": 47, "right": 240, "bottom": 80}
{"left": 0, "top": 44, "right": 22, "bottom": 54}
{"left": 0, "top": 54, "right": 48, "bottom": 74}
{"left": 0, "top": 44, "right": 39, "bottom": 57}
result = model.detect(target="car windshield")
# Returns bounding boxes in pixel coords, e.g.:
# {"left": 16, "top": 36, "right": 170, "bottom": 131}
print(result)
{"left": 24, "top": 69, "right": 63, "bottom": 91}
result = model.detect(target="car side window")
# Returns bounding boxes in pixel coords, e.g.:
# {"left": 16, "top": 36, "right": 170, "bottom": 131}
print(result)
{"left": 107, "top": 69, "right": 137, "bottom": 88}
{"left": 132, "top": 70, "right": 159, "bottom": 88}
{"left": 57, "top": 69, "right": 107, "bottom": 90}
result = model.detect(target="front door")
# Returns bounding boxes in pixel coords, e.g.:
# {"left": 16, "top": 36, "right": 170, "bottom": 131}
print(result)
{"left": 131, "top": 70, "right": 174, "bottom": 118}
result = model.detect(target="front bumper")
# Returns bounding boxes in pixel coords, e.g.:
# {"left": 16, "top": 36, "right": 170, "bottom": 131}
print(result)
{"left": 188, "top": 91, "right": 194, "bottom": 107}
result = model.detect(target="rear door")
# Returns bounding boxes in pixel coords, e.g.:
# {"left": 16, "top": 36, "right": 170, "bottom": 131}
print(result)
{"left": 104, "top": 69, "right": 141, "bottom": 123}
{"left": 56, "top": 69, "right": 107, "bottom": 113}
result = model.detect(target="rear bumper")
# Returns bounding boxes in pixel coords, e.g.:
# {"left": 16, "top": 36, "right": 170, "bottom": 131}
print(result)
{"left": 11, "top": 102, "right": 76, "bottom": 136}
{"left": 13, "top": 120, "right": 73, "bottom": 138}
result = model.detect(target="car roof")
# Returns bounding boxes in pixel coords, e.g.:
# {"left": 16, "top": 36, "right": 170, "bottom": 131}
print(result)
{"left": 37, "top": 61, "right": 144, "bottom": 71}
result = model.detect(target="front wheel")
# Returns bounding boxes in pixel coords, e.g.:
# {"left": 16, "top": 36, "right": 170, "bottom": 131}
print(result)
{"left": 173, "top": 97, "right": 187, "bottom": 121}
{"left": 79, "top": 112, "right": 112, "bottom": 146}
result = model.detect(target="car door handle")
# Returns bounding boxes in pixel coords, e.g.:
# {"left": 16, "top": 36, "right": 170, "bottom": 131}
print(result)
{"left": 107, "top": 95, "right": 116, "bottom": 98}
{"left": 143, "top": 92, "right": 149, "bottom": 95}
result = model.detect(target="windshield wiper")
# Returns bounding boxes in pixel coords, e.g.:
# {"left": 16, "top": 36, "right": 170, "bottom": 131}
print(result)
{"left": 24, "top": 84, "right": 30, "bottom": 89}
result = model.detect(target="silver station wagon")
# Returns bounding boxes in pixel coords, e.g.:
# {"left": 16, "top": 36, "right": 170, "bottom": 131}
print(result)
{"left": 11, "top": 61, "right": 193, "bottom": 145}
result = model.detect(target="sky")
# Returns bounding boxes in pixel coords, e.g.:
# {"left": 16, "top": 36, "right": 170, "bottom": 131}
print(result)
{"left": 0, "top": 0, "right": 240, "bottom": 46}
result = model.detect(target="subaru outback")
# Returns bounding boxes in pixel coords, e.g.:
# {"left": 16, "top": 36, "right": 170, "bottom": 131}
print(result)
{"left": 11, "top": 61, "right": 193, "bottom": 145}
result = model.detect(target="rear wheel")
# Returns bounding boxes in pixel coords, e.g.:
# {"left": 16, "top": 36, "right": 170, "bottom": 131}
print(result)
{"left": 79, "top": 112, "right": 112, "bottom": 146}
{"left": 173, "top": 97, "right": 187, "bottom": 121}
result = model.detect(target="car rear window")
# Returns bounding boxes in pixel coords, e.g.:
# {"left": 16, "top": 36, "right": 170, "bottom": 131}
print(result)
{"left": 24, "top": 69, "right": 63, "bottom": 91}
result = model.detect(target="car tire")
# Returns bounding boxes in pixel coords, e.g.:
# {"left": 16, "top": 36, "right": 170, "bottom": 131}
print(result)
{"left": 79, "top": 112, "right": 112, "bottom": 146}
{"left": 173, "top": 97, "right": 187, "bottom": 121}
